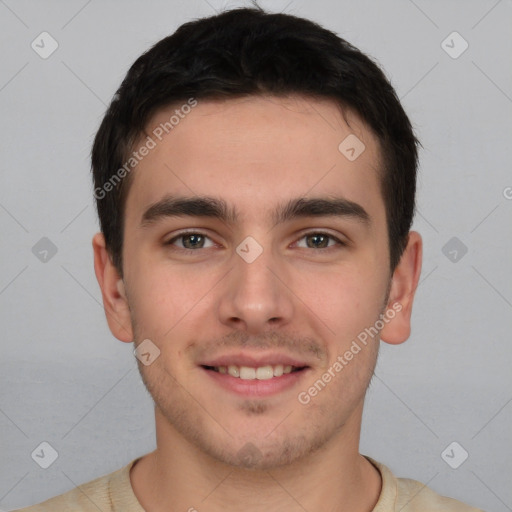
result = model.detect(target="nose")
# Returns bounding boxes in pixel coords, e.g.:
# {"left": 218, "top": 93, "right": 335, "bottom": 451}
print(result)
{"left": 217, "top": 243, "right": 294, "bottom": 333}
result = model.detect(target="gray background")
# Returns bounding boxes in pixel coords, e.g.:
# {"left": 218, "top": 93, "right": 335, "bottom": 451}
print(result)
{"left": 1, "top": 0, "right": 511, "bottom": 510}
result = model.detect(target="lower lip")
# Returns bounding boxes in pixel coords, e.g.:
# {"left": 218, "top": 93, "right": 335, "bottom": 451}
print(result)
{"left": 202, "top": 367, "right": 310, "bottom": 398}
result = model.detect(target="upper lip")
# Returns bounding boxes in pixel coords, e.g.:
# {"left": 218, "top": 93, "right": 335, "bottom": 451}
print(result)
{"left": 198, "top": 351, "right": 311, "bottom": 368}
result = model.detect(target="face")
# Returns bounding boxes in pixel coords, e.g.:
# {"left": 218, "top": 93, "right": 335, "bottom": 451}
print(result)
{"left": 95, "top": 95, "right": 420, "bottom": 470}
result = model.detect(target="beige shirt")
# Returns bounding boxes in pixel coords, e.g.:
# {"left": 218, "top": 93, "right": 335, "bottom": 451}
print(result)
{"left": 12, "top": 456, "right": 483, "bottom": 511}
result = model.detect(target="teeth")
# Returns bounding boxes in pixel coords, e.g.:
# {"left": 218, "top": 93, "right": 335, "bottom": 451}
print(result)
{"left": 240, "top": 367, "right": 256, "bottom": 379}
{"left": 227, "top": 365, "right": 240, "bottom": 378}
{"left": 214, "top": 364, "right": 299, "bottom": 379}
{"left": 256, "top": 366, "right": 273, "bottom": 380}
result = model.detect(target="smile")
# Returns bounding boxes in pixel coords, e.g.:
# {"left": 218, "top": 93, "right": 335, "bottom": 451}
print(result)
{"left": 200, "top": 361, "right": 310, "bottom": 398}
{"left": 203, "top": 364, "right": 305, "bottom": 380}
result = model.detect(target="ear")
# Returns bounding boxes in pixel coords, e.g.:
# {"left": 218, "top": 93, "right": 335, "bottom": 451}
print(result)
{"left": 380, "top": 231, "right": 422, "bottom": 345}
{"left": 92, "top": 232, "right": 133, "bottom": 343}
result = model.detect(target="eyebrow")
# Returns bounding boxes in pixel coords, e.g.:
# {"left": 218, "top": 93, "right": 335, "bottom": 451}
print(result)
{"left": 274, "top": 197, "right": 370, "bottom": 226}
{"left": 140, "top": 196, "right": 236, "bottom": 227}
{"left": 140, "top": 195, "right": 370, "bottom": 228}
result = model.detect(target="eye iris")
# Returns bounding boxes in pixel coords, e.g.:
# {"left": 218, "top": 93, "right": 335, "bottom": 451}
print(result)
{"left": 307, "top": 234, "right": 329, "bottom": 248}
{"left": 183, "top": 234, "right": 204, "bottom": 249}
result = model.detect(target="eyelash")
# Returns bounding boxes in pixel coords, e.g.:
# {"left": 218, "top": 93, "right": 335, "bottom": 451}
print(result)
{"left": 164, "top": 231, "right": 345, "bottom": 252}
{"left": 164, "top": 232, "right": 216, "bottom": 251}
{"left": 294, "top": 232, "right": 344, "bottom": 250}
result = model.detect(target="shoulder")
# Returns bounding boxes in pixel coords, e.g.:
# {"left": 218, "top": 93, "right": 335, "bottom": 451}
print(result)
{"left": 394, "top": 475, "right": 484, "bottom": 511}
{"left": 10, "top": 459, "right": 141, "bottom": 512}
{"left": 365, "top": 456, "right": 485, "bottom": 512}
{"left": 10, "top": 471, "right": 116, "bottom": 512}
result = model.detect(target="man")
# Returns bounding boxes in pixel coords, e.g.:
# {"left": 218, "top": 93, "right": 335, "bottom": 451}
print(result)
{"left": 14, "top": 6, "right": 483, "bottom": 512}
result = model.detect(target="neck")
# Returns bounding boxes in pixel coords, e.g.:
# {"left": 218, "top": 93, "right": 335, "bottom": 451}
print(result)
{"left": 131, "top": 404, "right": 382, "bottom": 512}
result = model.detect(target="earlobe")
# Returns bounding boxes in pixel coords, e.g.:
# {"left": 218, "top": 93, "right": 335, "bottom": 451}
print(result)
{"left": 92, "top": 232, "right": 133, "bottom": 343}
{"left": 380, "top": 231, "right": 423, "bottom": 345}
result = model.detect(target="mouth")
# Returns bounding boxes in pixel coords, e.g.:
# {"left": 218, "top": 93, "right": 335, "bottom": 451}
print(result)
{"left": 201, "top": 364, "right": 307, "bottom": 380}
{"left": 198, "top": 355, "right": 311, "bottom": 398}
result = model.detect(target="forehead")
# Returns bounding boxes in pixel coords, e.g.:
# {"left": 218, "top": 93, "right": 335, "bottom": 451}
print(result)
{"left": 125, "top": 94, "right": 383, "bottom": 225}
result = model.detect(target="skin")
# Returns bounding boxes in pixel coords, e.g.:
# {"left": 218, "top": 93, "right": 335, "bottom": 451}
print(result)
{"left": 93, "top": 95, "right": 422, "bottom": 511}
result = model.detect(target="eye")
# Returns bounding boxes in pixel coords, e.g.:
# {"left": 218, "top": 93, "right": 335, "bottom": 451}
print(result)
{"left": 295, "top": 232, "right": 343, "bottom": 249}
{"left": 166, "top": 232, "right": 215, "bottom": 250}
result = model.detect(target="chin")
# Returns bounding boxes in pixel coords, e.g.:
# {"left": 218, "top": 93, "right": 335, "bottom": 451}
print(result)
{"left": 203, "top": 417, "right": 338, "bottom": 471}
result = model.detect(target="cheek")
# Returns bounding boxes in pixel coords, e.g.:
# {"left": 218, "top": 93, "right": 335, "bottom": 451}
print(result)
{"left": 127, "top": 260, "right": 219, "bottom": 339}
{"left": 294, "top": 264, "right": 387, "bottom": 339}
